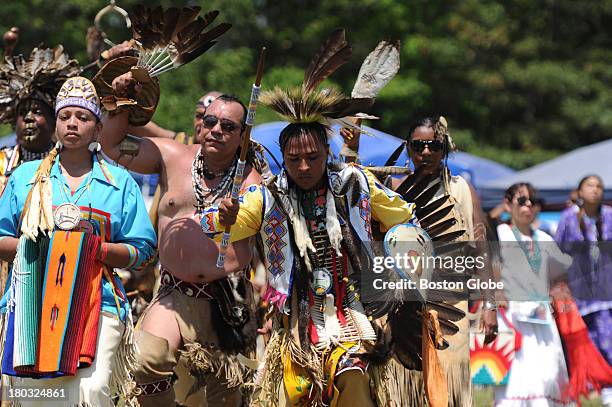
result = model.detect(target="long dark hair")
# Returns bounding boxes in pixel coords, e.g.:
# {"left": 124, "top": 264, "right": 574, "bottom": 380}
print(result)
{"left": 577, "top": 174, "right": 604, "bottom": 242}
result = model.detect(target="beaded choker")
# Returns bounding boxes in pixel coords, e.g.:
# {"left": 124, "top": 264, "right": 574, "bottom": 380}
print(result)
{"left": 201, "top": 156, "right": 228, "bottom": 179}
{"left": 21, "top": 145, "right": 53, "bottom": 162}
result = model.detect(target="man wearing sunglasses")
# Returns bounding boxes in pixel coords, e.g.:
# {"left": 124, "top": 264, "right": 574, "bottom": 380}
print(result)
{"left": 342, "top": 116, "right": 499, "bottom": 407}
{"left": 99, "top": 72, "right": 266, "bottom": 407}
{"left": 125, "top": 91, "right": 222, "bottom": 144}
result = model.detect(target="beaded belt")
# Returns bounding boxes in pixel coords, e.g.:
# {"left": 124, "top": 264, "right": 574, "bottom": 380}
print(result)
{"left": 160, "top": 268, "right": 214, "bottom": 299}
{"left": 136, "top": 376, "right": 173, "bottom": 396}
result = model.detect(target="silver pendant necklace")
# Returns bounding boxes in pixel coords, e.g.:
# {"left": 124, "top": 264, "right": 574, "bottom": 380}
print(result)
{"left": 53, "top": 160, "right": 93, "bottom": 231}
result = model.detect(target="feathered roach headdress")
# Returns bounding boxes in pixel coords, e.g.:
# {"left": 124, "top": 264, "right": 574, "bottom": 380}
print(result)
{"left": 260, "top": 29, "right": 374, "bottom": 128}
{"left": 93, "top": 5, "right": 231, "bottom": 125}
{"left": 0, "top": 46, "right": 80, "bottom": 125}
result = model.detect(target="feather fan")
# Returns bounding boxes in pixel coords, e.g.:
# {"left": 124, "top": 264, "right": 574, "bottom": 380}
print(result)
{"left": 128, "top": 5, "right": 231, "bottom": 79}
{"left": 351, "top": 40, "right": 400, "bottom": 99}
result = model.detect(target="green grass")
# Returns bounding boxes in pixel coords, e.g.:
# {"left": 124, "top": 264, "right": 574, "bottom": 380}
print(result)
{"left": 474, "top": 386, "right": 604, "bottom": 406}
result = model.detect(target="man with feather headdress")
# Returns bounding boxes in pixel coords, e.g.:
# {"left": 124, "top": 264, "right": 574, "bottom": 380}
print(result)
{"left": 95, "top": 5, "right": 275, "bottom": 406}
{"left": 205, "top": 29, "right": 464, "bottom": 406}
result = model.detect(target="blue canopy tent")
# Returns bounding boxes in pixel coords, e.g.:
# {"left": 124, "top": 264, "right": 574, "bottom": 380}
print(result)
{"left": 251, "top": 121, "right": 516, "bottom": 189}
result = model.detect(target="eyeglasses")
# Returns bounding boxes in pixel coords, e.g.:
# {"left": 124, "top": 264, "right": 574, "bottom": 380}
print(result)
{"left": 202, "top": 115, "right": 241, "bottom": 133}
{"left": 409, "top": 139, "right": 444, "bottom": 153}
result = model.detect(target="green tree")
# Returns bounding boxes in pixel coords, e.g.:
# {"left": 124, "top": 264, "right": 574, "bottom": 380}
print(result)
{"left": 1, "top": 0, "right": 609, "bottom": 169}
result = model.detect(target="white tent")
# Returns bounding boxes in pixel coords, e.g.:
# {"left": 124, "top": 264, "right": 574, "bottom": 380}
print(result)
{"left": 479, "top": 138, "right": 612, "bottom": 208}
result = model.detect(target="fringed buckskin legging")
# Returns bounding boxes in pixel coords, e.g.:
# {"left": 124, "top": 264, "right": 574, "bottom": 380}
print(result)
{"left": 133, "top": 273, "right": 243, "bottom": 407}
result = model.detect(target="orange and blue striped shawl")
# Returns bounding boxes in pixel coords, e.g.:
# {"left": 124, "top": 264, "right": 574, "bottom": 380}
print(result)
{"left": 2, "top": 231, "right": 102, "bottom": 377}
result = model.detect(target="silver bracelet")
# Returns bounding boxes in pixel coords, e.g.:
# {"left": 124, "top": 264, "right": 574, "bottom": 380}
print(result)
{"left": 483, "top": 301, "right": 498, "bottom": 311}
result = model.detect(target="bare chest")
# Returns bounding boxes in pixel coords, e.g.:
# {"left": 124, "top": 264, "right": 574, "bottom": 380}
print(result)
{"left": 158, "top": 176, "right": 197, "bottom": 218}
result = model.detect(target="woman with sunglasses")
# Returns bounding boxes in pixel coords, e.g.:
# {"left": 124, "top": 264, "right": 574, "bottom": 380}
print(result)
{"left": 341, "top": 116, "right": 499, "bottom": 406}
{"left": 555, "top": 175, "right": 612, "bottom": 405}
{"left": 403, "top": 117, "right": 499, "bottom": 406}
{"left": 495, "top": 182, "right": 574, "bottom": 406}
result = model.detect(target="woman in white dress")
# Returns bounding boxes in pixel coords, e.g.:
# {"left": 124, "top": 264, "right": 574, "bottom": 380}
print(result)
{"left": 495, "top": 182, "right": 574, "bottom": 406}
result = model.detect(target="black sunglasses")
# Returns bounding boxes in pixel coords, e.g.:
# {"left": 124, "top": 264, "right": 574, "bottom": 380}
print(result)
{"left": 409, "top": 139, "right": 444, "bottom": 153}
{"left": 202, "top": 115, "right": 241, "bottom": 133}
{"left": 516, "top": 196, "right": 543, "bottom": 206}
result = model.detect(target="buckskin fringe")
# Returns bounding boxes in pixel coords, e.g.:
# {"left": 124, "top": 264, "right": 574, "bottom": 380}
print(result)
{"left": 441, "top": 359, "right": 471, "bottom": 407}
{"left": 284, "top": 335, "right": 325, "bottom": 406}
{"left": 110, "top": 311, "right": 139, "bottom": 407}
{"left": 252, "top": 330, "right": 283, "bottom": 406}
{"left": 252, "top": 329, "right": 326, "bottom": 407}
{"left": 180, "top": 341, "right": 250, "bottom": 396}
{"left": 371, "top": 360, "right": 426, "bottom": 407}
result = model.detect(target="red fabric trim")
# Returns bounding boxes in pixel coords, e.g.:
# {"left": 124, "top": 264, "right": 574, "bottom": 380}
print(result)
{"left": 308, "top": 290, "right": 319, "bottom": 344}
{"left": 551, "top": 283, "right": 612, "bottom": 403}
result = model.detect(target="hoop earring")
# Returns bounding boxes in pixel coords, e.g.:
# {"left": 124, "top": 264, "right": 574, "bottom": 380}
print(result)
{"left": 88, "top": 141, "right": 101, "bottom": 153}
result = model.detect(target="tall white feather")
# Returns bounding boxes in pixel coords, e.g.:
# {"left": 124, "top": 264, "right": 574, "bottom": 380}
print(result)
{"left": 351, "top": 41, "right": 400, "bottom": 99}
{"left": 40, "top": 176, "right": 53, "bottom": 233}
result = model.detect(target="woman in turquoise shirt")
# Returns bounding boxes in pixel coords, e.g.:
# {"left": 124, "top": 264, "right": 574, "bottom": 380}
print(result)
{"left": 0, "top": 77, "right": 156, "bottom": 406}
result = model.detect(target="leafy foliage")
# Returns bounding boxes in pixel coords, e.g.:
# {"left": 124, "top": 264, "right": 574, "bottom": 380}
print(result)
{"left": 1, "top": 0, "right": 610, "bottom": 168}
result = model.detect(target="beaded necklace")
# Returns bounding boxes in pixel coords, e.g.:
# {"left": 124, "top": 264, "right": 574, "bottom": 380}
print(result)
{"left": 191, "top": 147, "right": 236, "bottom": 212}
{"left": 511, "top": 224, "right": 541, "bottom": 273}
{"left": 21, "top": 143, "right": 54, "bottom": 162}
